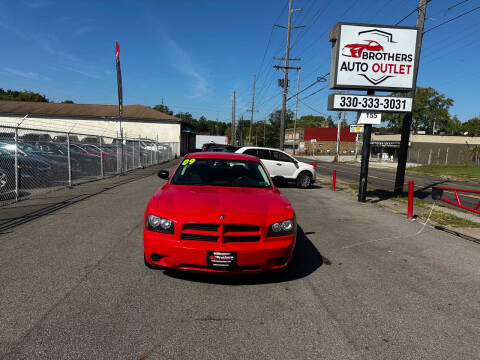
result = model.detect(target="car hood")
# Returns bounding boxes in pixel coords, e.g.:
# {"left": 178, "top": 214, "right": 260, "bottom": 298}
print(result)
{"left": 297, "top": 161, "right": 313, "bottom": 169}
{"left": 148, "top": 185, "right": 294, "bottom": 225}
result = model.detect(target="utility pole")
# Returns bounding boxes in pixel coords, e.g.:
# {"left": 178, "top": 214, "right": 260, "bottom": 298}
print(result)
{"left": 274, "top": 0, "right": 303, "bottom": 150}
{"left": 231, "top": 91, "right": 236, "bottom": 145}
{"left": 394, "top": 0, "right": 427, "bottom": 196}
{"left": 293, "top": 68, "right": 300, "bottom": 155}
{"left": 248, "top": 74, "right": 256, "bottom": 145}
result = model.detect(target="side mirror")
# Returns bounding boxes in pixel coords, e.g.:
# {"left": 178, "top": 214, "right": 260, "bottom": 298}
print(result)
{"left": 272, "top": 175, "right": 286, "bottom": 187}
{"left": 431, "top": 187, "right": 443, "bottom": 200}
{"left": 158, "top": 169, "right": 169, "bottom": 180}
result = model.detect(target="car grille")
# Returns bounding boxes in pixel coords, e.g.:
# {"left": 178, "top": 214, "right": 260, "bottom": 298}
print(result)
{"left": 184, "top": 223, "right": 219, "bottom": 231}
{"left": 181, "top": 223, "right": 261, "bottom": 243}
{"left": 181, "top": 233, "right": 218, "bottom": 242}
{"left": 224, "top": 225, "right": 259, "bottom": 232}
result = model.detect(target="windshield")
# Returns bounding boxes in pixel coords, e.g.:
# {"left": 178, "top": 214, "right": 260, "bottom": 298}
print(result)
{"left": 170, "top": 158, "right": 272, "bottom": 188}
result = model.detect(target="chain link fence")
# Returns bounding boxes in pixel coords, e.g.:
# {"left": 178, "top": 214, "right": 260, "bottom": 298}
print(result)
{"left": 0, "top": 125, "right": 179, "bottom": 206}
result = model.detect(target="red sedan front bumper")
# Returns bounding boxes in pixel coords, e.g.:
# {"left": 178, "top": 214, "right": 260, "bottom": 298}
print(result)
{"left": 143, "top": 230, "right": 295, "bottom": 274}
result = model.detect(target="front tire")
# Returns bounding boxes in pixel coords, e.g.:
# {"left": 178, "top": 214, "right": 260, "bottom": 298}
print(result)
{"left": 296, "top": 171, "right": 312, "bottom": 189}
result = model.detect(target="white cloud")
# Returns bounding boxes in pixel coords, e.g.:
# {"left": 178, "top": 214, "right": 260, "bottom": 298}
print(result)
{"left": 162, "top": 35, "right": 210, "bottom": 99}
{"left": 3, "top": 67, "right": 39, "bottom": 79}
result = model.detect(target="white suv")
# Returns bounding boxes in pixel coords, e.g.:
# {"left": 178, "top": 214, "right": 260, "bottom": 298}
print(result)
{"left": 235, "top": 147, "right": 316, "bottom": 188}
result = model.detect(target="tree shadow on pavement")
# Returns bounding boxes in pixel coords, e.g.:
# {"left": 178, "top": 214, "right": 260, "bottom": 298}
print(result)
{"left": 162, "top": 225, "right": 325, "bottom": 285}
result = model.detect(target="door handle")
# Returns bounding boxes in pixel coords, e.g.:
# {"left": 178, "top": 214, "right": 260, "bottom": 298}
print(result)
{"left": 276, "top": 163, "right": 282, "bottom": 166}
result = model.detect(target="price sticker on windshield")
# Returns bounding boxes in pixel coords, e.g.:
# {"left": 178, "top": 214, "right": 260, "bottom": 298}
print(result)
{"left": 327, "top": 94, "right": 412, "bottom": 113}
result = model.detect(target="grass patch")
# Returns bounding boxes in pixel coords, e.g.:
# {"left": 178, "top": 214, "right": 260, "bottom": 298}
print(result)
{"left": 420, "top": 209, "right": 480, "bottom": 228}
{"left": 407, "top": 165, "right": 480, "bottom": 183}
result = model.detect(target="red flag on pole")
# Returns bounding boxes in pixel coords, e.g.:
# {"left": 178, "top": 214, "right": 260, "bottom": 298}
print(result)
{"left": 115, "top": 41, "right": 123, "bottom": 118}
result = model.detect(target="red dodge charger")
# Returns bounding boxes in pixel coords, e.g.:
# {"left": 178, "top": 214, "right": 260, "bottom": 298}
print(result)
{"left": 143, "top": 152, "right": 296, "bottom": 274}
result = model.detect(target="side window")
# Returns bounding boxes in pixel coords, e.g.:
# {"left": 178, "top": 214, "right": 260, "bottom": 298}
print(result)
{"left": 272, "top": 151, "right": 292, "bottom": 162}
{"left": 256, "top": 149, "right": 271, "bottom": 160}
{"left": 244, "top": 149, "right": 258, "bottom": 157}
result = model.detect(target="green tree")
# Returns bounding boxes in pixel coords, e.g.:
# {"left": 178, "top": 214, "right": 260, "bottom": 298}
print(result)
{"left": 384, "top": 87, "right": 454, "bottom": 134}
{"left": 153, "top": 104, "right": 173, "bottom": 115}
{"left": 264, "top": 109, "right": 294, "bottom": 148}
{"left": 444, "top": 115, "right": 462, "bottom": 135}
{"left": 0, "top": 88, "right": 49, "bottom": 102}
{"left": 326, "top": 115, "right": 334, "bottom": 128}
{"left": 62, "top": 100, "right": 74, "bottom": 104}
{"left": 461, "top": 117, "right": 480, "bottom": 136}
{"left": 174, "top": 112, "right": 198, "bottom": 128}
{"left": 197, "top": 116, "right": 209, "bottom": 133}
{"left": 296, "top": 114, "right": 326, "bottom": 127}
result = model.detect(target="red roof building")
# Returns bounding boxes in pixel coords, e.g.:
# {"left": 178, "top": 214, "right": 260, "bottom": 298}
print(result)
{"left": 304, "top": 128, "right": 356, "bottom": 142}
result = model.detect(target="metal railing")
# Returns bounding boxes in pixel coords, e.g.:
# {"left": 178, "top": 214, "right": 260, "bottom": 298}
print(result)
{"left": 0, "top": 124, "right": 179, "bottom": 206}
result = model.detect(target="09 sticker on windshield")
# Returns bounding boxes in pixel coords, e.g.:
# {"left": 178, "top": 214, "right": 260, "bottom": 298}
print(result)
{"left": 181, "top": 158, "right": 196, "bottom": 166}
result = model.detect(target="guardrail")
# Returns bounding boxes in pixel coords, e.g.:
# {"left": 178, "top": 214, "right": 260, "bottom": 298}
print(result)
{"left": 432, "top": 186, "right": 480, "bottom": 215}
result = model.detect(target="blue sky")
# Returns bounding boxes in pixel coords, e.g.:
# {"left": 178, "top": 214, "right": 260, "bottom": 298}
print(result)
{"left": 0, "top": 0, "right": 479, "bottom": 125}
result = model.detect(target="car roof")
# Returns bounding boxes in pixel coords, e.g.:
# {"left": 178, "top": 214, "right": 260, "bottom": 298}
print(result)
{"left": 236, "top": 146, "right": 287, "bottom": 153}
{"left": 186, "top": 152, "right": 259, "bottom": 161}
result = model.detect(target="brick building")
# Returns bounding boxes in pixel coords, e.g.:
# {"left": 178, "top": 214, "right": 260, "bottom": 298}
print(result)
{"left": 285, "top": 127, "right": 361, "bottom": 155}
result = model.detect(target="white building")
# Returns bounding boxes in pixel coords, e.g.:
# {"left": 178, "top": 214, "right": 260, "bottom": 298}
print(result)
{"left": 0, "top": 101, "right": 197, "bottom": 156}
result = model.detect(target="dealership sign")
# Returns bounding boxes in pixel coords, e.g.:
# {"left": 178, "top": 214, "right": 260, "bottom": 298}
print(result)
{"left": 350, "top": 124, "right": 364, "bottom": 133}
{"left": 329, "top": 23, "right": 419, "bottom": 91}
{"left": 327, "top": 94, "right": 412, "bottom": 113}
{"left": 358, "top": 112, "right": 381, "bottom": 125}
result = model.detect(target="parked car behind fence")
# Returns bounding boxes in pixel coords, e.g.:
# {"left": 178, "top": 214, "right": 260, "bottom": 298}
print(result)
{"left": 0, "top": 127, "right": 179, "bottom": 206}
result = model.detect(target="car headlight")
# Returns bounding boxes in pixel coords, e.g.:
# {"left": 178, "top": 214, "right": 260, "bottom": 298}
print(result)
{"left": 145, "top": 214, "right": 174, "bottom": 234}
{"left": 268, "top": 218, "right": 295, "bottom": 237}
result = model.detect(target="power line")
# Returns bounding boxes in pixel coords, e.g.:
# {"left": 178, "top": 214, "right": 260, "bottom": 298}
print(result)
{"left": 290, "top": 0, "right": 334, "bottom": 50}
{"left": 447, "top": 0, "right": 470, "bottom": 11}
{"left": 423, "top": 5, "right": 480, "bottom": 33}
{"left": 286, "top": 72, "right": 329, "bottom": 101}
{"left": 256, "top": 2, "right": 289, "bottom": 82}
{"left": 301, "top": 85, "right": 328, "bottom": 101}
{"left": 395, "top": 0, "right": 432, "bottom": 25}
{"left": 297, "top": 98, "right": 330, "bottom": 117}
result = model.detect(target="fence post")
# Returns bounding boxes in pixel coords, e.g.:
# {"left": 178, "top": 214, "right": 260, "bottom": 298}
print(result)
{"left": 14, "top": 127, "right": 19, "bottom": 201}
{"left": 437, "top": 148, "right": 440, "bottom": 164}
{"left": 67, "top": 133, "right": 72, "bottom": 186}
{"left": 408, "top": 180, "right": 414, "bottom": 219}
{"left": 99, "top": 136, "right": 104, "bottom": 178}
{"left": 125, "top": 136, "right": 128, "bottom": 171}
{"left": 132, "top": 138, "right": 136, "bottom": 168}
{"left": 428, "top": 149, "right": 432, "bottom": 165}
{"left": 445, "top": 147, "right": 449, "bottom": 165}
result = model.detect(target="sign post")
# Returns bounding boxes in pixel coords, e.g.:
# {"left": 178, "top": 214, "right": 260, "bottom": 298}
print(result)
{"left": 328, "top": 22, "right": 419, "bottom": 202}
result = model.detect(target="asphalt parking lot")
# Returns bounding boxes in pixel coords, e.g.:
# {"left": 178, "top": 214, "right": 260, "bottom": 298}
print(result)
{"left": 0, "top": 162, "right": 479, "bottom": 359}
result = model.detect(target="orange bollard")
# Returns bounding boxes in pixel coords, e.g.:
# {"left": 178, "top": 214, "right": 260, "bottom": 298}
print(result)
{"left": 332, "top": 170, "right": 336, "bottom": 191}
